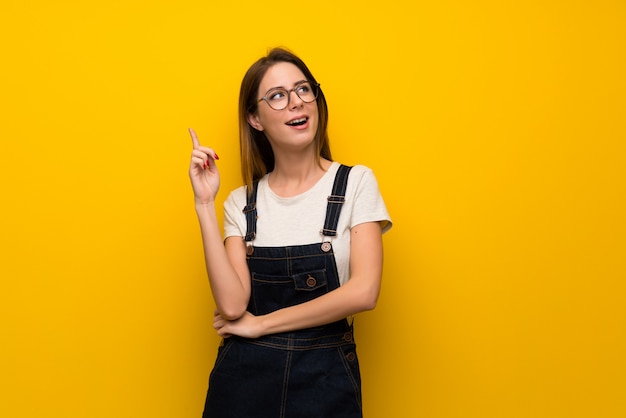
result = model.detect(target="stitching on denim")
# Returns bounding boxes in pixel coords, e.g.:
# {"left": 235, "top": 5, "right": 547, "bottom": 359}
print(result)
{"left": 211, "top": 338, "right": 234, "bottom": 372}
{"left": 248, "top": 253, "right": 330, "bottom": 261}
{"left": 337, "top": 346, "right": 362, "bottom": 409}
{"left": 280, "top": 350, "right": 292, "bottom": 418}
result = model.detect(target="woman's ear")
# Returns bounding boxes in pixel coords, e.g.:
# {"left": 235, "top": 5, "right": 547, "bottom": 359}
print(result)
{"left": 247, "top": 113, "right": 264, "bottom": 131}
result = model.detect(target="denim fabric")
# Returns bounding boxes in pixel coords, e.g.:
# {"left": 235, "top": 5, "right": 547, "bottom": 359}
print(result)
{"left": 203, "top": 166, "right": 362, "bottom": 418}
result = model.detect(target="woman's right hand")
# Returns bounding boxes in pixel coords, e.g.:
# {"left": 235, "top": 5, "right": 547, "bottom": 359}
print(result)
{"left": 188, "top": 128, "right": 221, "bottom": 205}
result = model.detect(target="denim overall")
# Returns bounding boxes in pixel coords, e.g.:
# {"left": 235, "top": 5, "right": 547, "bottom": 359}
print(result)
{"left": 203, "top": 165, "right": 362, "bottom": 418}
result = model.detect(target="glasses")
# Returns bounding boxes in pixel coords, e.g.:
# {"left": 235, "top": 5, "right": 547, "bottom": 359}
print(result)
{"left": 257, "top": 81, "right": 319, "bottom": 110}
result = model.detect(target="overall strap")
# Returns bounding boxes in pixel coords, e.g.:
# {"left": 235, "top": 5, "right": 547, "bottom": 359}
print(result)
{"left": 243, "top": 181, "right": 259, "bottom": 242}
{"left": 321, "top": 164, "right": 353, "bottom": 237}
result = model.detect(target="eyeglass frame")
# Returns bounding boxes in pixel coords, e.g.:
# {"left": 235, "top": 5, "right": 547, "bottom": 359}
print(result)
{"left": 256, "top": 81, "right": 320, "bottom": 111}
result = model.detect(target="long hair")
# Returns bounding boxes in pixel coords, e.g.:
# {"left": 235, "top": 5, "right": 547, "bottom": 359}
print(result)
{"left": 238, "top": 47, "right": 332, "bottom": 193}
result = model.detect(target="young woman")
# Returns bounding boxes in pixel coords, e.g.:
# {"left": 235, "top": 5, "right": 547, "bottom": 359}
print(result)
{"left": 189, "top": 47, "right": 391, "bottom": 418}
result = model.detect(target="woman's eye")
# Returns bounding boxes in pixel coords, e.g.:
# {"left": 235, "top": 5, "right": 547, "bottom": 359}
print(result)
{"left": 297, "top": 85, "right": 310, "bottom": 93}
{"left": 269, "top": 90, "right": 286, "bottom": 100}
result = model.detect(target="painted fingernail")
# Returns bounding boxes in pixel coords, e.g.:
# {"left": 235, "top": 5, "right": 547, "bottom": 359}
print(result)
{"left": 213, "top": 153, "right": 219, "bottom": 160}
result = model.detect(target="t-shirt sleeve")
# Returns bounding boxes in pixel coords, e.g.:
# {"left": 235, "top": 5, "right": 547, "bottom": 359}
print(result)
{"left": 223, "top": 187, "right": 247, "bottom": 239}
{"left": 350, "top": 166, "right": 392, "bottom": 233}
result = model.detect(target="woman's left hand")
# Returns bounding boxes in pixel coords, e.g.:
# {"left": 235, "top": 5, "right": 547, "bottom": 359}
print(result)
{"left": 213, "top": 309, "right": 264, "bottom": 339}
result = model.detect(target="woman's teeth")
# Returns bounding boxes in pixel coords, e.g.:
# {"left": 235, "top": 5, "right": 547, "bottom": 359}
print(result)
{"left": 286, "top": 117, "right": 307, "bottom": 126}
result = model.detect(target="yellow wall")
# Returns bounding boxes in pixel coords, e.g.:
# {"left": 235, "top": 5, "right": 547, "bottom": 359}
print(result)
{"left": 2, "top": 1, "right": 625, "bottom": 417}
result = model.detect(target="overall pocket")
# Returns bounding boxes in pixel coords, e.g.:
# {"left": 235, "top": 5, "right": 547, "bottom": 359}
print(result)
{"left": 250, "top": 269, "right": 328, "bottom": 315}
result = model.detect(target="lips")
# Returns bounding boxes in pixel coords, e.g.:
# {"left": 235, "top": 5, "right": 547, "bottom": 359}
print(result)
{"left": 285, "top": 116, "right": 308, "bottom": 126}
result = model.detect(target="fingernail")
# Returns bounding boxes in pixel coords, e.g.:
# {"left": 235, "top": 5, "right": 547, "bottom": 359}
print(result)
{"left": 213, "top": 153, "right": 219, "bottom": 160}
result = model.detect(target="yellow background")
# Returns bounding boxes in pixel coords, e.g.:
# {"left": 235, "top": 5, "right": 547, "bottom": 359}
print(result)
{"left": 2, "top": 1, "right": 625, "bottom": 417}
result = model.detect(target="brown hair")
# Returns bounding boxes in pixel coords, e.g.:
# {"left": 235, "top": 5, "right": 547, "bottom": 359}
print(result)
{"left": 238, "top": 47, "right": 332, "bottom": 193}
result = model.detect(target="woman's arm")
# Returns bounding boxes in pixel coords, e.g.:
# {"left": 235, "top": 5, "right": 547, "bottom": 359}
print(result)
{"left": 189, "top": 128, "right": 250, "bottom": 320}
{"left": 195, "top": 205, "right": 251, "bottom": 320}
{"left": 213, "top": 221, "right": 383, "bottom": 338}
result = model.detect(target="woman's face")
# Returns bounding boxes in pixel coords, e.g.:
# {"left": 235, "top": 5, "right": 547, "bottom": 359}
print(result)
{"left": 248, "top": 62, "right": 319, "bottom": 152}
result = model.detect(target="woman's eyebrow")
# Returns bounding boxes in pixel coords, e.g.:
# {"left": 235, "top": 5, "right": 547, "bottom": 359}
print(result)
{"left": 267, "top": 80, "right": 307, "bottom": 90}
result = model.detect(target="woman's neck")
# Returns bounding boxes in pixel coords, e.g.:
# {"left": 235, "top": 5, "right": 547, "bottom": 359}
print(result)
{"left": 268, "top": 155, "right": 332, "bottom": 198}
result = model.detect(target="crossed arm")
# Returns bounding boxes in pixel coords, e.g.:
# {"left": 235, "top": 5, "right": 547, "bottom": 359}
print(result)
{"left": 211, "top": 220, "right": 384, "bottom": 339}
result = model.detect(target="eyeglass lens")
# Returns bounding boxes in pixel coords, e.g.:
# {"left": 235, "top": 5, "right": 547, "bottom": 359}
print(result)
{"left": 264, "top": 82, "right": 318, "bottom": 110}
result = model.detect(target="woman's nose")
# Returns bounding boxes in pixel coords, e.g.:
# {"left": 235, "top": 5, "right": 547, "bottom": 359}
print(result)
{"left": 288, "top": 90, "right": 304, "bottom": 109}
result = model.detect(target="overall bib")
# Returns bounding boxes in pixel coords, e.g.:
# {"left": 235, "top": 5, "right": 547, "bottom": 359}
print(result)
{"left": 203, "top": 165, "right": 363, "bottom": 418}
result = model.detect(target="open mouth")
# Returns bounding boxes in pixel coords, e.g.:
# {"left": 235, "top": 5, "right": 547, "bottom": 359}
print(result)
{"left": 286, "top": 117, "right": 308, "bottom": 126}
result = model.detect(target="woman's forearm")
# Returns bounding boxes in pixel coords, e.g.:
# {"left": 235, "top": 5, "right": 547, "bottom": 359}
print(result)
{"left": 258, "top": 221, "right": 383, "bottom": 335}
{"left": 258, "top": 274, "right": 380, "bottom": 335}
{"left": 195, "top": 202, "right": 250, "bottom": 320}
{"left": 212, "top": 222, "right": 384, "bottom": 339}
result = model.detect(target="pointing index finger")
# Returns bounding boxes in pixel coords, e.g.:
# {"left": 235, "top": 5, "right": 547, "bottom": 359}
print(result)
{"left": 188, "top": 127, "right": 200, "bottom": 149}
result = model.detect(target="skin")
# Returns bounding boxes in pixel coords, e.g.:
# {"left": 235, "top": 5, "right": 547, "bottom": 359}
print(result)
{"left": 189, "top": 62, "right": 384, "bottom": 339}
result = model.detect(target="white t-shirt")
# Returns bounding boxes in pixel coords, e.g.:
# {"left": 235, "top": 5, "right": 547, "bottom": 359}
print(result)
{"left": 223, "top": 162, "right": 392, "bottom": 286}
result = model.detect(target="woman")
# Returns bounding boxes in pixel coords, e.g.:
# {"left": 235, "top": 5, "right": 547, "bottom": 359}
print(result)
{"left": 189, "top": 47, "right": 391, "bottom": 418}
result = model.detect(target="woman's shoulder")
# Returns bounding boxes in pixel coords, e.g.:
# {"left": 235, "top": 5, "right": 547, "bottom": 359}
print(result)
{"left": 332, "top": 162, "right": 372, "bottom": 175}
{"left": 223, "top": 184, "right": 248, "bottom": 213}
{"left": 226, "top": 184, "right": 247, "bottom": 200}
{"left": 337, "top": 163, "right": 378, "bottom": 186}
{"left": 346, "top": 163, "right": 373, "bottom": 174}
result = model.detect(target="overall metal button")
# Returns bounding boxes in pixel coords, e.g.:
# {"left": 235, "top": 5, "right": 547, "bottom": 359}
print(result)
{"left": 306, "top": 275, "right": 317, "bottom": 287}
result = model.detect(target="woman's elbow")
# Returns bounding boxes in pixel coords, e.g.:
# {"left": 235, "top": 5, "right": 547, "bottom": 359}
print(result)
{"left": 218, "top": 302, "right": 248, "bottom": 321}
{"left": 357, "top": 285, "right": 380, "bottom": 312}
{"left": 361, "top": 295, "right": 378, "bottom": 312}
